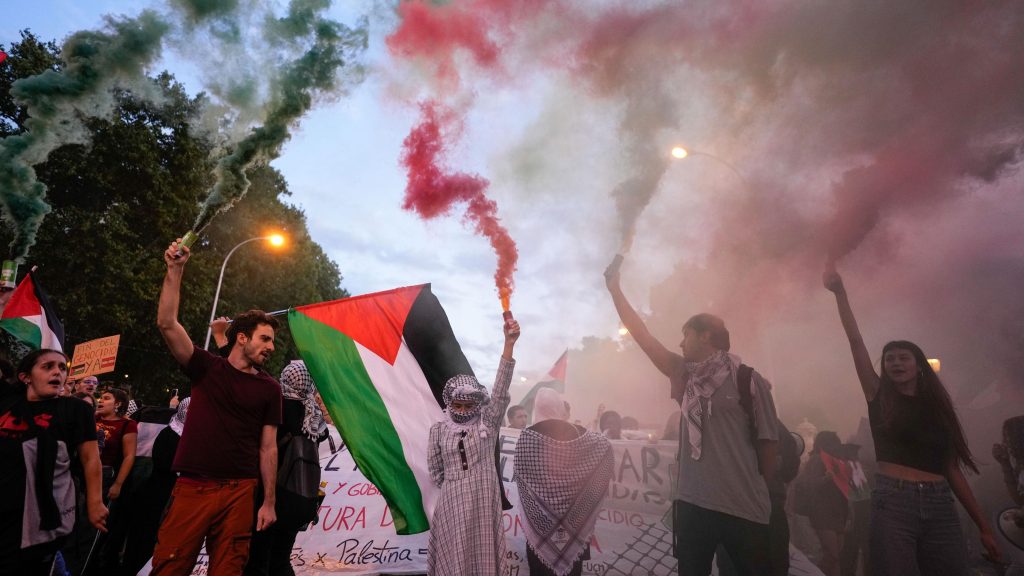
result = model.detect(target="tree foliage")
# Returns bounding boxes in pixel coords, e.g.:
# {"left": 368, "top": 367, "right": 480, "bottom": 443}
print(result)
{"left": 0, "top": 31, "right": 348, "bottom": 402}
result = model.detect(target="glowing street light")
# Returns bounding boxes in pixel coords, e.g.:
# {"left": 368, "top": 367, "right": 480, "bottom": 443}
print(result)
{"left": 927, "top": 358, "right": 941, "bottom": 373}
{"left": 203, "top": 234, "right": 287, "bottom": 349}
{"left": 668, "top": 144, "right": 747, "bottom": 186}
{"left": 618, "top": 325, "right": 630, "bottom": 336}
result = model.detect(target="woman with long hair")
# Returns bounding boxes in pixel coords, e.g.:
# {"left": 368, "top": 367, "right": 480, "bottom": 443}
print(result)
{"left": 824, "top": 265, "right": 1001, "bottom": 574}
{"left": 0, "top": 349, "right": 107, "bottom": 575}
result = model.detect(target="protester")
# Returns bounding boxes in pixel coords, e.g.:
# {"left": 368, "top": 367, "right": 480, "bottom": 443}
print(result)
{"left": 426, "top": 316, "right": 520, "bottom": 576}
{"left": 824, "top": 265, "right": 1002, "bottom": 573}
{"left": 514, "top": 388, "right": 613, "bottom": 576}
{"left": 0, "top": 349, "right": 107, "bottom": 575}
{"left": 244, "top": 361, "right": 329, "bottom": 576}
{"left": 121, "top": 398, "right": 190, "bottom": 576}
{"left": 506, "top": 404, "right": 528, "bottom": 429}
{"left": 151, "top": 239, "right": 283, "bottom": 575}
{"left": 91, "top": 388, "right": 138, "bottom": 573}
{"left": 605, "top": 255, "right": 780, "bottom": 576}
{"left": 795, "top": 431, "right": 848, "bottom": 576}
{"left": 599, "top": 410, "right": 622, "bottom": 440}
{"left": 994, "top": 416, "right": 1024, "bottom": 506}
{"left": 73, "top": 391, "right": 96, "bottom": 408}
{"left": 74, "top": 376, "right": 99, "bottom": 399}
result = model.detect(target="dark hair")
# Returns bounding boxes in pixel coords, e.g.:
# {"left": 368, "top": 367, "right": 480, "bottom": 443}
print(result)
{"left": 225, "top": 310, "right": 280, "bottom": 348}
{"left": 878, "top": 340, "right": 977, "bottom": 473}
{"left": 811, "top": 431, "right": 842, "bottom": 456}
{"left": 102, "top": 388, "right": 130, "bottom": 416}
{"left": 600, "top": 410, "right": 622, "bottom": 430}
{"left": 507, "top": 405, "right": 526, "bottom": 419}
{"left": 17, "top": 348, "right": 68, "bottom": 379}
{"left": 683, "top": 313, "right": 730, "bottom": 351}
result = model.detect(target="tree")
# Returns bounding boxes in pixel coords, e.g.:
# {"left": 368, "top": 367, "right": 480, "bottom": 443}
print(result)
{"left": 0, "top": 31, "right": 348, "bottom": 402}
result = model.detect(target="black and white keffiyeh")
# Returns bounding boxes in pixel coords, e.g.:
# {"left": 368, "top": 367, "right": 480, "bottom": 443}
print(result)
{"left": 169, "top": 397, "right": 190, "bottom": 436}
{"left": 280, "top": 360, "right": 327, "bottom": 441}
{"left": 442, "top": 374, "right": 489, "bottom": 426}
{"left": 514, "top": 428, "right": 614, "bottom": 576}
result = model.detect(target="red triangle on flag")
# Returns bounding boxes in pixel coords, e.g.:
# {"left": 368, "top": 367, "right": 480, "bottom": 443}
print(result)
{"left": 545, "top": 349, "right": 568, "bottom": 382}
{"left": 294, "top": 285, "right": 425, "bottom": 365}
{"left": 1, "top": 274, "right": 42, "bottom": 319}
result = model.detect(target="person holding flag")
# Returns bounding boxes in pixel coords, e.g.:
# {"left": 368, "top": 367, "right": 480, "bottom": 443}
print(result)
{"left": 426, "top": 315, "right": 520, "bottom": 576}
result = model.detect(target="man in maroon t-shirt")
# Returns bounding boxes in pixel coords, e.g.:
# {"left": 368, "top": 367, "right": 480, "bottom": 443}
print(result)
{"left": 152, "top": 239, "right": 283, "bottom": 576}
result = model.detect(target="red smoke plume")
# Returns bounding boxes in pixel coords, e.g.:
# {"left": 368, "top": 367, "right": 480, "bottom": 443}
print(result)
{"left": 400, "top": 101, "right": 518, "bottom": 309}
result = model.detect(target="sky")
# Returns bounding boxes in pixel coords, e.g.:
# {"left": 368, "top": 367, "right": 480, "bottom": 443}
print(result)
{"left": 4, "top": 0, "right": 1024, "bottom": 454}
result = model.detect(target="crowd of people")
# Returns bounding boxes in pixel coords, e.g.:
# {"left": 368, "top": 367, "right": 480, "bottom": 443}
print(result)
{"left": 1, "top": 240, "right": 1022, "bottom": 576}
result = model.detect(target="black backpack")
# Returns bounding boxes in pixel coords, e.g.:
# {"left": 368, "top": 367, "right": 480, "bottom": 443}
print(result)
{"left": 275, "top": 432, "right": 321, "bottom": 530}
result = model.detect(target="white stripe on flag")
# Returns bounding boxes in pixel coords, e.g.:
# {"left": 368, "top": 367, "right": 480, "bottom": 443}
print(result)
{"left": 355, "top": 339, "right": 444, "bottom": 517}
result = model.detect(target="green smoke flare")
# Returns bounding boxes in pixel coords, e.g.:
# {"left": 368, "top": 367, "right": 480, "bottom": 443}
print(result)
{"left": 0, "top": 12, "right": 169, "bottom": 262}
{"left": 191, "top": 0, "right": 367, "bottom": 234}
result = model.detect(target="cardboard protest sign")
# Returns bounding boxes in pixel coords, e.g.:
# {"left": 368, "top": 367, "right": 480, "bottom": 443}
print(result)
{"left": 70, "top": 334, "right": 120, "bottom": 379}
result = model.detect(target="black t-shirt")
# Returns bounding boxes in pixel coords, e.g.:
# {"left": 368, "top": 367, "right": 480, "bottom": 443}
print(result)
{"left": 868, "top": 392, "right": 951, "bottom": 475}
{"left": 0, "top": 395, "right": 96, "bottom": 548}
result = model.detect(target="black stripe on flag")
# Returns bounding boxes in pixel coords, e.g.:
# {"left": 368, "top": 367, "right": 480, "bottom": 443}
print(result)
{"left": 402, "top": 285, "right": 474, "bottom": 408}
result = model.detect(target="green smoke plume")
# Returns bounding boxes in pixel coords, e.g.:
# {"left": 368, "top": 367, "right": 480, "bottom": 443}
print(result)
{"left": 0, "top": 12, "right": 169, "bottom": 262}
{"left": 191, "top": 0, "right": 367, "bottom": 233}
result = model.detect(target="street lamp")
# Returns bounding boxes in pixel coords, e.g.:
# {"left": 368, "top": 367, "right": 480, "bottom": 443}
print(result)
{"left": 202, "top": 234, "right": 286, "bottom": 349}
{"left": 669, "top": 145, "right": 747, "bottom": 186}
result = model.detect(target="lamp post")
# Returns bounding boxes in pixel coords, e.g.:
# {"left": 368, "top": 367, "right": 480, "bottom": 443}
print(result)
{"left": 203, "top": 234, "right": 286, "bottom": 350}
{"left": 670, "top": 146, "right": 748, "bottom": 186}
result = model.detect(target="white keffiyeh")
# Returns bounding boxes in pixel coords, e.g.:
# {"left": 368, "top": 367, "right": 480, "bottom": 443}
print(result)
{"left": 683, "top": 350, "right": 741, "bottom": 460}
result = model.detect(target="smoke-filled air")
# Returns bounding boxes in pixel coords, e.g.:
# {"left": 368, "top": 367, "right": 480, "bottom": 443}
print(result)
{"left": 369, "top": 0, "right": 1024, "bottom": 461}
{"left": 0, "top": 0, "right": 367, "bottom": 261}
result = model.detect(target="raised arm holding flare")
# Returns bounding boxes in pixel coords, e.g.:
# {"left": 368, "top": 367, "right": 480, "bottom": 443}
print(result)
{"left": 824, "top": 264, "right": 1002, "bottom": 571}
{"left": 151, "top": 239, "right": 284, "bottom": 576}
{"left": 604, "top": 255, "right": 780, "bottom": 576}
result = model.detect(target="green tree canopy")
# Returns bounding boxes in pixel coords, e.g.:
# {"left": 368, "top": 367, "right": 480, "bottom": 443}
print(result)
{"left": 0, "top": 31, "right": 348, "bottom": 402}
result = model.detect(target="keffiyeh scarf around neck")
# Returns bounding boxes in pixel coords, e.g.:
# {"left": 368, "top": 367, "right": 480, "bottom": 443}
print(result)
{"left": 514, "top": 429, "right": 614, "bottom": 576}
{"left": 683, "top": 350, "right": 738, "bottom": 460}
{"left": 442, "top": 374, "right": 489, "bottom": 427}
{"left": 280, "top": 360, "right": 327, "bottom": 441}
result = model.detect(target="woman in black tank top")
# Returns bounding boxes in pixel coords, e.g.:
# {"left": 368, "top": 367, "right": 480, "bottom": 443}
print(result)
{"left": 824, "top": 265, "right": 1003, "bottom": 574}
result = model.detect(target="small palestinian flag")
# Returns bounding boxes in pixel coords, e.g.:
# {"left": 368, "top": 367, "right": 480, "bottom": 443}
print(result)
{"left": 288, "top": 284, "right": 473, "bottom": 535}
{"left": 516, "top": 349, "right": 567, "bottom": 418}
{"left": 0, "top": 271, "right": 64, "bottom": 351}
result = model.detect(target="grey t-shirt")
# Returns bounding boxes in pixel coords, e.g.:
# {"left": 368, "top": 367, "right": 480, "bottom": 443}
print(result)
{"left": 671, "top": 354, "right": 779, "bottom": 525}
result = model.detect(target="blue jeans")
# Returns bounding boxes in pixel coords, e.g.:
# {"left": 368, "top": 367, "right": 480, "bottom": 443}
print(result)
{"left": 870, "top": 474, "right": 967, "bottom": 576}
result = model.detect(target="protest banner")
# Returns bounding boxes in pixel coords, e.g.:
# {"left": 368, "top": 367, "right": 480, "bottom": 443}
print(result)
{"left": 70, "top": 334, "right": 120, "bottom": 378}
{"left": 177, "top": 427, "right": 819, "bottom": 576}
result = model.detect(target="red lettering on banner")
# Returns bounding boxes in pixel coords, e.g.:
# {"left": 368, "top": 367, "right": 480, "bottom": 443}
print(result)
{"left": 380, "top": 505, "right": 393, "bottom": 527}
{"left": 322, "top": 506, "right": 367, "bottom": 531}
{"left": 347, "top": 482, "right": 380, "bottom": 497}
{"left": 332, "top": 482, "right": 348, "bottom": 495}
{"left": 590, "top": 534, "right": 602, "bottom": 554}
{"left": 501, "top": 512, "right": 523, "bottom": 537}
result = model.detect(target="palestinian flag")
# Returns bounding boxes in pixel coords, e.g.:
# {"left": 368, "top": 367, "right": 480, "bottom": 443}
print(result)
{"left": 288, "top": 284, "right": 473, "bottom": 535}
{"left": 0, "top": 271, "right": 64, "bottom": 351}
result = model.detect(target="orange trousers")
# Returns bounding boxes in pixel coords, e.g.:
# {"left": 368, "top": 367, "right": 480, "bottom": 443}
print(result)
{"left": 151, "top": 478, "right": 257, "bottom": 576}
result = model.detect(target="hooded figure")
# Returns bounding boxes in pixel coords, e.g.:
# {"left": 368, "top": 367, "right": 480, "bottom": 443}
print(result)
{"left": 514, "top": 388, "right": 613, "bottom": 576}
{"left": 426, "top": 318, "right": 520, "bottom": 576}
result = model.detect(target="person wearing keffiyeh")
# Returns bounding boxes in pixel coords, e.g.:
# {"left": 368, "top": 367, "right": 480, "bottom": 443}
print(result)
{"left": 605, "top": 255, "right": 780, "bottom": 576}
{"left": 245, "top": 360, "right": 329, "bottom": 576}
{"left": 426, "top": 317, "right": 520, "bottom": 576}
{"left": 514, "top": 388, "right": 613, "bottom": 576}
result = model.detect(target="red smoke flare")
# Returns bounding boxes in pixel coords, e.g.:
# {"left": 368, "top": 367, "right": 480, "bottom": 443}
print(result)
{"left": 0, "top": 51, "right": 7, "bottom": 65}
{"left": 401, "top": 101, "right": 518, "bottom": 309}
